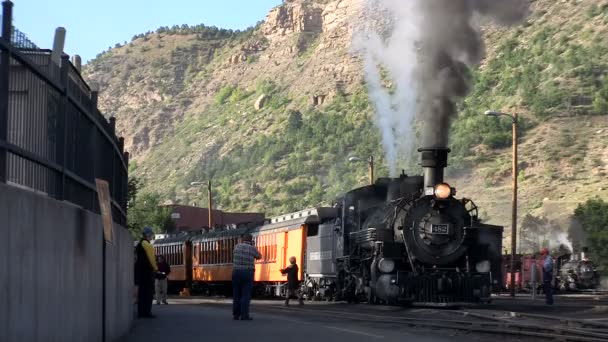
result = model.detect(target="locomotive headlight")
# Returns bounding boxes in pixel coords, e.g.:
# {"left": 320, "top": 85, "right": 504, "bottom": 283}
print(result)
{"left": 378, "top": 258, "right": 395, "bottom": 273}
{"left": 434, "top": 183, "right": 452, "bottom": 199}
{"left": 475, "top": 260, "right": 491, "bottom": 273}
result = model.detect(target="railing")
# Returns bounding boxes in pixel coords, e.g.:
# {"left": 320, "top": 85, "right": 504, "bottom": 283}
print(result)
{"left": 0, "top": 0, "right": 128, "bottom": 225}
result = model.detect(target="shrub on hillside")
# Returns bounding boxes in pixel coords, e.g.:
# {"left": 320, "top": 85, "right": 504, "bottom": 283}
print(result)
{"left": 572, "top": 198, "right": 608, "bottom": 271}
{"left": 215, "top": 85, "right": 236, "bottom": 105}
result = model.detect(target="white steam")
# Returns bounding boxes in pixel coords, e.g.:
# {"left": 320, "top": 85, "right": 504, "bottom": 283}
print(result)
{"left": 353, "top": 0, "right": 420, "bottom": 176}
{"left": 551, "top": 232, "right": 573, "bottom": 252}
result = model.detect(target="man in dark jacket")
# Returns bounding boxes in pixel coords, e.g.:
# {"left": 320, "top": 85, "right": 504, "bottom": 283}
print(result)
{"left": 135, "top": 227, "right": 158, "bottom": 318}
{"left": 155, "top": 255, "right": 171, "bottom": 305}
{"left": 280, "top": 256, "right": 303, "bottom": 306}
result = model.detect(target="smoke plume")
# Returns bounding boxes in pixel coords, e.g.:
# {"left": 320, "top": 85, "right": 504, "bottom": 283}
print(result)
{"left": 355, "top": 0, "right": 529, "bottom": 163}
{"left": 416, "top": 0, "right": 528, "bottom": 147}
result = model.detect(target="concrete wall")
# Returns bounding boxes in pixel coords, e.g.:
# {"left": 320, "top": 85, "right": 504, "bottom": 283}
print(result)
{"left": 0, "top": 183, "right": 133, "bottom": 342}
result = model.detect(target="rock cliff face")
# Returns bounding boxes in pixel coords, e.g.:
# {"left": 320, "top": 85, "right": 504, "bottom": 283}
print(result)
{"left": 264, "top": 1, "right": 324, "bottom": 36}
{"left": 85, "top": 0, "right": 363, "bottom": 158}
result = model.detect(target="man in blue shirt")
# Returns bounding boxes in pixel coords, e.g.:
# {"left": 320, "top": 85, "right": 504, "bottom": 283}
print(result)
{"left": 232, "top": 234, "right": 261, "bottom": 320}
{"left": 541, "top": 247, "right": 554, "bottom": 305}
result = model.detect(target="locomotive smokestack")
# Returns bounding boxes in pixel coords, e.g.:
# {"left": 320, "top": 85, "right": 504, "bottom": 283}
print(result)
{"left": 418, "top": 147, "right": 450, "bottom": 188}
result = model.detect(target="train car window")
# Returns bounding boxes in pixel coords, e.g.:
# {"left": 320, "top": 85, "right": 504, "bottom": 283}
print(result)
{"left": 225, "top": 239, "right": 229, "bottom": 263}
{"left": 199, "top": 241, "right": 205, "bottom": 265}
{"left": 213, "top": 240, "right": 220, "bottom": 265}
{"left": 178, "top": 245, "right": 182, "bottom": 265}
{"left": 231, "top": 238, "right": 235, "bottom": 262}
{"left": 218, "top": 240, "right": 222, "bottom": 264}
{"left": 222, "top": 239, "right": 226, "bottom": 264}
{"left": 272, "top": 234, "right": 276, "bottom": 262}
{"left": 211, "top": 241, "right": 215, "bottom": 265}
{"left": 224, "top": 239, "right": 228, "bottom": 263}
{"left": 204, "top": 241, "right": 208, "bottom": 265}
{"left": 265, "top": 236, "right": 269, "bottom": 262}
{"left": 210, "top": 241, "right": 214, "bottom": 265}
{"left": 307, "top": 224, "right": 319, "bottom": 237}
{"left": 260, "top": 235, "right": 266, "bottom": 262}
{"left": 203, "top": 242, "right": 206, "bottom": 264}
{"left": 204, "top": 241, "right": 207, "bottom": 265}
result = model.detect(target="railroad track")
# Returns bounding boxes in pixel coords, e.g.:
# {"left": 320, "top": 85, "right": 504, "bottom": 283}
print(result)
{"left": 258, "top": 305, "right": 608, "bottom": 341}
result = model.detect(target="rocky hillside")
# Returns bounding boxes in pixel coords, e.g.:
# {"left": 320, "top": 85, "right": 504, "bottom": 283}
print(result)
{"left": 84, "top": 0, "right": 608, "bottom": 250}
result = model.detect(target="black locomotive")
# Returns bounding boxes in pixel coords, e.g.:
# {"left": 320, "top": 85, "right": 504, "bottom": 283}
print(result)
{"left": 556, "top": 253, "right": 601, "bottom": 291}
{"left": 303, "top": 147, "right": 503, "bottom": 305}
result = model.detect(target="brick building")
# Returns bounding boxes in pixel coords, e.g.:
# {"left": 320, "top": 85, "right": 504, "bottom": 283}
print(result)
{"left": 166, "top": 204, "right": 265, "bottom": 232}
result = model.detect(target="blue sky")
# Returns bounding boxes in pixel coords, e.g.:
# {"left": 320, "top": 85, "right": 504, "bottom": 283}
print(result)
{"left": 13, "top": 0, "right": 282, "bottom": 63}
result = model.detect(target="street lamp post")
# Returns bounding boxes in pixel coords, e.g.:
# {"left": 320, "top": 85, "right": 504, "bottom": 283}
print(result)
{"left": 191, "top": 180, "right": 213, "bottom": 229}
{"left": 485, "top": 110, "right": 518, "bottom": 297}
{"left": 348, "top": 155, "right": 374, "bottom": 185}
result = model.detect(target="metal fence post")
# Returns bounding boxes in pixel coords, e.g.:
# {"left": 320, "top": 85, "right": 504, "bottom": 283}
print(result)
{"left": 55, "top": 54, "right": 69, "bottom": 200}
{"left": 0, "top": 0, "right": 13, "bottom": 183}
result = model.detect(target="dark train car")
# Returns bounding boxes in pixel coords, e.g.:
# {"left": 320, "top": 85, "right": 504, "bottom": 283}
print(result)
{"left": 501, "top": 252, "right": 600, "bottom": 292}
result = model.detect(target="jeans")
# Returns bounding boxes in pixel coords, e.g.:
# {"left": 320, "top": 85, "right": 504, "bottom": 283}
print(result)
{"left": 155, "top": 278, "right": 168, "bottom": 303}
{"left": 543, "top": 280, "right": 553, "bottom": 304}
{"left": 232, "top": 269, "right": 255, "bottom": 318}
{"left": 137, "top": 274, "right": 154, "bottom": 316}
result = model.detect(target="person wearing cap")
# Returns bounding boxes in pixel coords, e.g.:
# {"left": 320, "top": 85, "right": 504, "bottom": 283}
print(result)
{"left": 540, "top": 247, "right": 554, "bottom": 305}
{"left": 135, "top": 227, "right": 159, "bottom": 318}
{"left": 232, "top": 234, "right": 261, "bottom": 320}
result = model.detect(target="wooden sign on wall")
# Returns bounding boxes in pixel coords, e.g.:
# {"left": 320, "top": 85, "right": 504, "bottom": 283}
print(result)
{"left": 95, "top": 179, "right": 114, "bottom": 243}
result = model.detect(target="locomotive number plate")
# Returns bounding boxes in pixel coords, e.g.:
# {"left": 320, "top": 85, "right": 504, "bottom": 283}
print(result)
{"left": 431, "top": 224, "right": 449, "bottom": 235}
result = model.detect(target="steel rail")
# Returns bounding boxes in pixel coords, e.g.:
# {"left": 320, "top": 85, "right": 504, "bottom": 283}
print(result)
{"left": 259, "top": 306, "right": 608, "bottom": 342}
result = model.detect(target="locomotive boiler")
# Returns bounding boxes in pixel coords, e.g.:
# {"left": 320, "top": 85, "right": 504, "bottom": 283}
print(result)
{"left": 305, "top": 147, "right": 503, "bottom": 305}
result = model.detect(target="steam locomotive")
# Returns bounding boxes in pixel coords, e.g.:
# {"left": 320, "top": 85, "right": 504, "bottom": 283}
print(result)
{"left": 557, "top": 258, "right": 600, "bottom": 291}
{"left": 306, "top": 147, "right": 503, "bottom": 305}
{"left": 153, "top": 147, "right": 503, "bottom": 305}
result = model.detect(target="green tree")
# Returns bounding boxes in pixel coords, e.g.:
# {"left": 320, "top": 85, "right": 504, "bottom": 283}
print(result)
{"left": 127, "top": 178, "right": 175, "bottom": 238}
{"left": 572, "top": 198, "right": 608, "bottom": 271}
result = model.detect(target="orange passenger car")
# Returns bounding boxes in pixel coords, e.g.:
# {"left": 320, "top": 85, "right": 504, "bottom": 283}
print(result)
{"left": 153, "top": 208, "right": 325, "bottom": 296}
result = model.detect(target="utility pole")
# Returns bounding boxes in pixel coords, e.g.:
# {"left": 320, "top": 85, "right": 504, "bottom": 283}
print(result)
{"left": 207, "top": 180, "right": 212, "bottom": 229}
{"left": 369, "top": 156, "right": 374, "bottom": 185}
{"left": 485, "top": 110, "right": 518, "bottom": 297}
{"left": 511, "top": 113, "right": 518, "bottom": 297}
